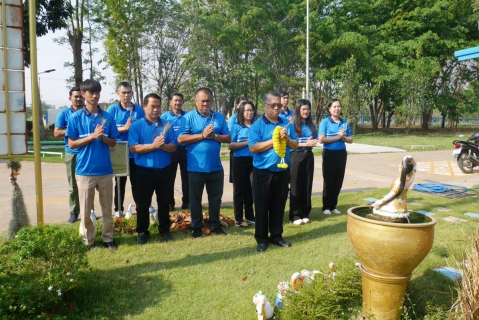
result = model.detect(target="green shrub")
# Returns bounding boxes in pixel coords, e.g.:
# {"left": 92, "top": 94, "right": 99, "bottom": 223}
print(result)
{"left": 277, "top": 259, "right": 362, "bottom": 320}
{"left": 0, "top": 225, "right": 89, "bottom": 319}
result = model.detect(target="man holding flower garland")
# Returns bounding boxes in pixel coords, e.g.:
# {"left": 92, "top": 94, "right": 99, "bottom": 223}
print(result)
{"left": 248, "top": 91, "right": 298, "bottom": 252}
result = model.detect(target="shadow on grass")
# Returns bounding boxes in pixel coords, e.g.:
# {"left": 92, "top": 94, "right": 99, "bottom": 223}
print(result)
{"left": 404, "top": 269, "right": 456, "bottom": 318}
{"left": 71, "top": 257, "right": 173, "bottom": 319}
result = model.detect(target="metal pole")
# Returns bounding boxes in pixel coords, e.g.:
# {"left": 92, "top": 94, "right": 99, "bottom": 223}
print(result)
{"left": 306, "top": 0, "right": 310, "bottom": 100}
{"left": 29, "top": 0, "right": 44, "bottom": 225}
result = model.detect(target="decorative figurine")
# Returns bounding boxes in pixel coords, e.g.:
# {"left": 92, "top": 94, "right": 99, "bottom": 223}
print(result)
{"left": 275, "top": 281, "right": 290, "bottom": 307}
{"left": 253, "top": 290, "right": 274, "bottom": 320}
{"left": 372, "top": 156, "right": 416, "bottom": 221}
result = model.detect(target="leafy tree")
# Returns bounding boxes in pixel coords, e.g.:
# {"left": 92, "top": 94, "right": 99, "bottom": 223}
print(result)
{"left": 23, "top": 0, "right": 72, "bottom": 67}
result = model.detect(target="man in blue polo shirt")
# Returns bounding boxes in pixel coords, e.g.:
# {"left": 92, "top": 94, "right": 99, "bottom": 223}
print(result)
{"left": 161, "top": 92, "right": 189, "bottom": 211}
{"left": 54, "top": 87, "right": 84, "bottom": 223}
{"left": 129, "top": 93, "right": 177, "bottom": 244}
{"left": 66, "top": 79, "right": 120, "bottom": 251}
{"left": 248, "top": 91, "right": 298, "bottom": 252}
{"left": 279, "top": 91, "right": 293, "bottom": 121}
{"left": 178, "top": 87, "right": 231, "bottom": 238}
{"left": 107, "top": 82, "right": 145, "bottom": 216}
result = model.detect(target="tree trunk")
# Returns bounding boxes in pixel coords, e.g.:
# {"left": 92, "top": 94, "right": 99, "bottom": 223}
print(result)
{"left": 68, "top": 30, "right": 83, "bottom": 87}
{"left": 421, "top": 108, "right": 433, "bottom": 130}
{"left": 441, "top": 114, "right": 446, "bottom": 129}
{"left": 386, "top": 111, "right": 394, "bottom": 128}
{"left": 38, "top": 91, "right": 45, "bottom": 140}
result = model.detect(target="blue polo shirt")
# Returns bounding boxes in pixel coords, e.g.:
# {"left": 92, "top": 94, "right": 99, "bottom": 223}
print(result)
{"left": 230, "top": 122, "right": 253, "bottom": 158}
{"left": 66, "top": 106, "right": 119, "bottom": 176}
{"left": 179, "top": 109, "right": 230, "bottom": 172}
{"left": 279, "top": 108, "right": 294, "bottom": 120}
{"left": 318, "top": 117, "right": 352, "bottom": 151}
{"left": 107, "top": 102, "right": 144, "bottom": 157}
{"left": 228, "top": 113, "right": 237, "bottom": 131}
{"left": 296, "top": 122, "right": 318, "bottom": 151}
{"left": 55, "top": 106, "right": 81, "bottom": 154}
{"left": 248, "top": 115, "right": 297, "bottom": 172}
{"left": 160, "top": 110, "right": 187, "bottom": 147}
{"left": 128, "top": 117, "right": 176, "bottom": 169}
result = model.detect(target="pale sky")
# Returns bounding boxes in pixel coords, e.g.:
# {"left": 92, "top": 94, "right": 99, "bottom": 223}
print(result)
{"left": 24, "top": 31, "right": 118, "bottom": 109}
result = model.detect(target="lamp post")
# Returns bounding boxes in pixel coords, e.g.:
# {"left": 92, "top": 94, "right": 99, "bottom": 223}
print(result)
{"left": 37, "top": 69, "right": 55, "bottom": 140}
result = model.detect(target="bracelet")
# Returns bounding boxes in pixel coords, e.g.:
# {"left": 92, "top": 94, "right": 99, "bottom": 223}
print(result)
{"left": 101, "top": 135, "right": 105, "bottom": 141}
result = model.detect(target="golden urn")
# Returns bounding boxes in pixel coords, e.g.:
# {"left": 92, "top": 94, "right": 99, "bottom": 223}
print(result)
{"left": 347, "top": 206, "right": 436, "bottom": 320}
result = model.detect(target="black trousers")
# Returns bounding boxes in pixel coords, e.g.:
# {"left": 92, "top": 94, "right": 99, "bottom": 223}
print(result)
{"left": 322, "top": 149, "right": 347, "bottom": 211}
{"left": 189, "top": 169, "right": 224, "bottom": 229}
{"left": 232, "top": 156, "right": 254, "bottom": 223}
{"left": 253, "top": 168, "right": 289, "bottom": 244}
{"left": 289, "top": 150, "right": 314, "bottom": 220}
{"left": 168, "top": 146, "right": 189, "bottom": 206}
{"left": 136, "top": 165, "right": 171, "bottom": 234}
{"left": 114, "top": 158, "right": 138, "bottom": 212}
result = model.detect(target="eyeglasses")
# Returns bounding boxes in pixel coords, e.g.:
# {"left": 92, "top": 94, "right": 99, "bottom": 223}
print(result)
{"left": 264, "top": 103, "right": 282, "bottom": 109}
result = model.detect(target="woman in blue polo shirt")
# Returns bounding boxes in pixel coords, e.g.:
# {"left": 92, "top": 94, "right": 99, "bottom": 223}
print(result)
{"left": 228, "top": 101, "right": 256, "bottom": 227}
{"left": 319, "top": 99, "right": 353, "bottom": 215}
{"left": 289, "top": 99, "right": 319, "bottom": 225}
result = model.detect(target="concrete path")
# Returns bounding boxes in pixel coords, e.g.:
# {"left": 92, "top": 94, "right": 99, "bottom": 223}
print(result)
{"left": 1, "top": 147, "right": 478, "bottom": 232}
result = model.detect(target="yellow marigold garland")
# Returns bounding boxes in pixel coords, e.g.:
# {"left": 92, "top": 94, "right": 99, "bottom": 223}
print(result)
{"left": 273, "top": 126, "right": 288, "bottom": 168}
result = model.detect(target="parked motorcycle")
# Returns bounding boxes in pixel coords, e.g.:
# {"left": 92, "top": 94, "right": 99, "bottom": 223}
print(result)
{"left": 452, "top": 131, "right": 479, "bottom": 173}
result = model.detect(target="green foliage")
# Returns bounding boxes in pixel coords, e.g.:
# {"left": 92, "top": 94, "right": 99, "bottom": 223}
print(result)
{"left": 0, "top": 225, "right": 89, "bottom": 318}
{"left": 277, "top": 259, "right": 362, "bottom": 320}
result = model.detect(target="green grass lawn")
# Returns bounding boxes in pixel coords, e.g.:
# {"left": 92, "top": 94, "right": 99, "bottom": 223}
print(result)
{"left": 55, "top": 188, "right": 479, "bottom": 319}
{"left": 354, "top": 128, "right": 479, "bottom": 151}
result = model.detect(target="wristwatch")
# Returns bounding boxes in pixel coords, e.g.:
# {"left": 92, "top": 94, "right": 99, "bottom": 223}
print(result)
{"left": 214, "top": 133, "right": 218, "bottom": 139}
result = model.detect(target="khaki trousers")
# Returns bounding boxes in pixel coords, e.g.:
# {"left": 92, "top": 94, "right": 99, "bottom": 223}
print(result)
{"left": 76, "top": 174, "right": 114, "bottom": 245}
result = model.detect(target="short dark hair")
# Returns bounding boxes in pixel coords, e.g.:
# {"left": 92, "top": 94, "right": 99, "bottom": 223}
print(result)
{"left": 117, "top": 82, "right": 132, "bottom": 91}
{"left": 235, "top": 95, "right": 247, "bottom": 105}
{"left": 143, "top": 93, "right": 162, "bottom": 106}
{"left": 69, "top": 87, "right": 81, "bottom": 96}
{"left": 236, "top": 100, "right": 256, "bottom": 125}
{"left": 169, "top": 92, "right": 184, "bottom": 101}
{"left": 195, "top": 87, "right": 213, "bottom": 97}
{"left": 280, "top": 91, "right": 289, "bottom": 97}
{"left": 263, "top": 91, "right": 281, "bottom": 105}
{"left": 80, "top": 79, "right": 102, "bottom": 93}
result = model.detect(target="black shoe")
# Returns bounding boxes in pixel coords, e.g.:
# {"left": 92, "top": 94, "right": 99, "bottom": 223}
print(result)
{"left": 160, "top": 232, "right": 173, "bottom": 242}
{"left": 68, "top": 212, "right": 79, "bottom": 224}
{"left": 102, "top": 241, "right": 118, "bottom": 251}
{"left": 257, "top": 243, "right": 268, "bottom": 252}
{"left": 137, "top": 232, "right": 149, "bottom": 245}
{"left": 213, "top": 227, "right": 226, "bottom": 236}
{"left": 191, "top": 228, "right": 202, "bottom": 238}
{"left": 181, "top": 202, "right": 189, "bottom": 210}
{"left": 86, "top": 243, "right": 95, "bottom": 251}
{"left": 169, "top": 204, "right": 175, "bottom": 212}
{"left": 270, "top": 239, "right": 292, "bottom": 248}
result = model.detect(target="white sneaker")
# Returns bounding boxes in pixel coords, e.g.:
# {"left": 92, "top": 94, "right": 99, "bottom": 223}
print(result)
{"left": 114, "top": 211, "right": 122, "bottom": 218}
{"left": 323, "top": 209, "right": 331, "bottom": 215}
{"left": 332, "top": 209, "right": 341, "bottom": 214}
{"left": 293, "top": 219, "right": 303, "bottom": 225}
{"left": 302, "top": 218, "right": 310, "bottom": 224}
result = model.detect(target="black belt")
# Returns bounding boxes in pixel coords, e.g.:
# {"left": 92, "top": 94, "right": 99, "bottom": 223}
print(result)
{"left": 140, "top": 166, "right": 168, "bottom": 171}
